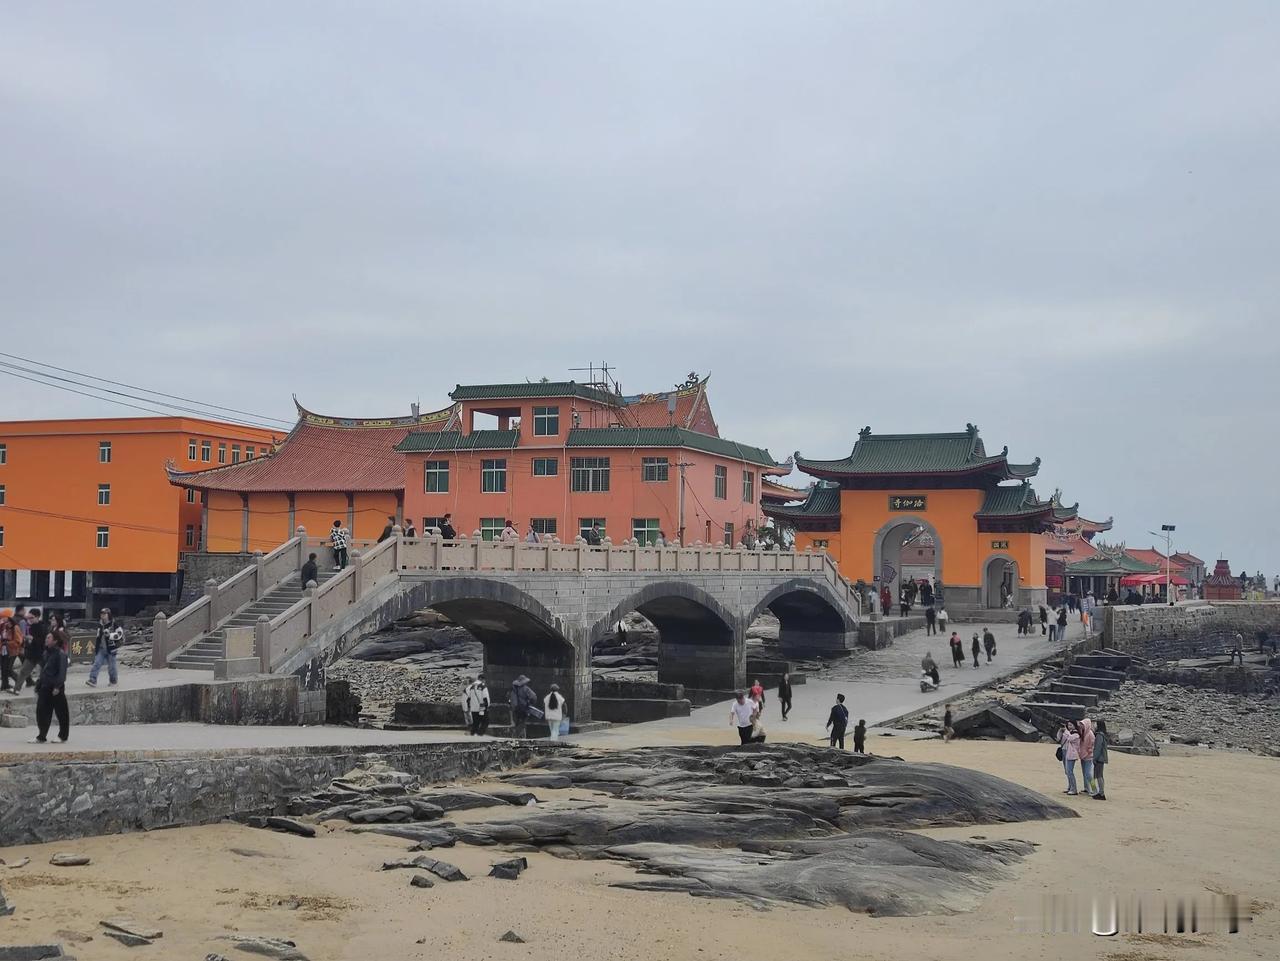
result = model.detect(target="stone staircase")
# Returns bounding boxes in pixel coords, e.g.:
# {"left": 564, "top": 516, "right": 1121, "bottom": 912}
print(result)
{"left": 1016, "top": 649, "right": 1139, "bottom": 734}
{"left": 168, "top": 568, "right": 340, "bottom": 671}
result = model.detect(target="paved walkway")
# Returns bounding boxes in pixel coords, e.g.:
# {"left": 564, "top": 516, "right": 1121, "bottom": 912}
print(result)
{"left": 2, "top": 659, "right": 210, "bottom": 706}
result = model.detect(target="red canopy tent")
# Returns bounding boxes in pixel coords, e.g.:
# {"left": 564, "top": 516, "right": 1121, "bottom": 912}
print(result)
{"left": 1119, "top": 572, "right": 1188, "bottom": 587}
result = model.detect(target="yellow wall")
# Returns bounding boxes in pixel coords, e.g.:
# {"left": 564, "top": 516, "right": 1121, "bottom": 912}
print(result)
{"left": 353, "top": 493, "right": 400, "bottom": 541}
{"left": 294, "top": 493, "right": 351, "bottom": 545}
{"left": 804, "top": 488, "right": 1048, "bottom": 592}
{"left": 206, "top": 491, "right": 244, "bottom": 553}
{"left": 247, "top": 493, "right": 291, "bottom": 553}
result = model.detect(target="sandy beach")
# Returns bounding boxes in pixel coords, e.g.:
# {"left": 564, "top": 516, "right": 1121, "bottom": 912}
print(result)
{"left": 2, "top": 731, "right": 1276, "bottom": 961}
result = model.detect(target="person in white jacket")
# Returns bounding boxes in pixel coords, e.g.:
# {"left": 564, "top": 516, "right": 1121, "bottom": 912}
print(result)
{"left": 465, "top": 676, "right": 491, "bottom": 736}
{"left": 543, "top": 683, "right": 567, "bottom": 740}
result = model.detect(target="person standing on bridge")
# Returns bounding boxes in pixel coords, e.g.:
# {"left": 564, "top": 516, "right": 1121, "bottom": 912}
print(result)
{"left": 509, "top": 675, "right": 539, "bottom": 738}
{"left": 439, "top": 514, "right": 457, "bottom": 539}
{"left": 378, "top": 515, "right": 396, "bottom": 542}
{"left": 585, "top": 522, "right": 603, "bottom": 546}
{"left": 501, "top": 520, "right": 519, "bottom": 542}
{"left": 525, "top": 522, "right": 540, "bottom": 544}
{"left": 331, "top": 520, "right": 350, "bottom": 570}
{"left": 825, "top": 693, "right": 849, "bottom": 749}
{"left": 777, "top": 672, "right": 793, "bottom": 721}
{"left": 403, "top": 519, "right": 417, "bottom": 538}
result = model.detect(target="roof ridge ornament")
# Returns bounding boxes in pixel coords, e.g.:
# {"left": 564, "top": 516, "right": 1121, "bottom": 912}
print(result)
{"left": 858, "top": 425, "right": 872, "bottom": 439}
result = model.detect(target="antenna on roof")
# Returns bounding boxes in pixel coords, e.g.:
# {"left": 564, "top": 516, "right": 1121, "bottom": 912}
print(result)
{"left": 568, "top": 361, "right": 619, "bottom": 394}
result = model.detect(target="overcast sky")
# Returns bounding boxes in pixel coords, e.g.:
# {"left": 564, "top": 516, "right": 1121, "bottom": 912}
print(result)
{"left": 3, "top": 2, "right": 1278, "bottom": 573}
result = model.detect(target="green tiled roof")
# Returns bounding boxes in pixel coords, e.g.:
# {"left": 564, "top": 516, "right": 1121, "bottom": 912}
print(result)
{"left": 565, "top": 427, "right": 775, "bottom": 466}
{"left": 796, "top": 424, "right": 1040, "bottom": 480}
{"left": 395, "top": 430, "right": 519, "bottom": 452}
{"left": 449, "top": 381, "right": 623, "bottom": 406}
{"left": 762, "top": 483, "right": 841, "bottom": 519}
{"left": 1065, "top": 553, "right": 1160, "bottom": 575}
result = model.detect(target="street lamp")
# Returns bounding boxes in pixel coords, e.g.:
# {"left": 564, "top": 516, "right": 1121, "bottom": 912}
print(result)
{"left": 1149, "top": 524, "right": 1176, "bottom": 606}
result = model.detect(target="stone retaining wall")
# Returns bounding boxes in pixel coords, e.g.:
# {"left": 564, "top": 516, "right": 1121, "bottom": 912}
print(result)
{"left": 0, "top": 741, "right": 541, "bottom": 843}
{"left": 1105, "top": 602, "right": 1280, "bottom": 659}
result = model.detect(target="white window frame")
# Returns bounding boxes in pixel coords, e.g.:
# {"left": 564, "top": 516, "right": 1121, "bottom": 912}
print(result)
{"left": 200, "top": 441, "right": 211, "bottom": 462}
{"left": 481, "top": 459, "right": 507, "bottom": 493}
{"left": 97, "top": 483, "right": 110, "bottom": 506}
{"left": 217, "top": 442, "right": 227, "bottom": 464}
{"left": 531, "top": 517, "right": 557, "bottom": 537}
{"left": 99, "top": 441, "right": 112, "bottom": 463}
{"left": 424, "top": 460, "right": 449, "bottom": 493}
{"left": 632, "top": 518, "right": 660, "bottom": 545}
{"left": 532, "top": 406, "right": 560, "bottom": 436}
{"left": 714, "top": 465, "right": 727, "bottom": 499}
{"left": 96, "top": 526, "right": 110, "bottom": 549}
{"left": 571, "top": 457, "right": 611, "bottom": 492}
{"left": 641, "top": 457, "right": 669, "bottom": 482}
{"left": 188, "top": 438, "right": 197, "bottom": 460}
{"left": 532, "top": 457, "right": 558, "bottom": 477}
{"left": 479, "top": 517, "right": 505, "bottom": 541}
{"left": 742, "top": 469, "right": 754, "bottom": 503}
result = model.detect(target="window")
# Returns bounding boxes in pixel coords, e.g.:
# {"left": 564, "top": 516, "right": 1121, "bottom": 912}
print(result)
{"left": 185, "top": 524, "right": 195, "bottom": 547}
{"left": 632, "top": 518, "right": 660, "bottom": 545}
{"left": 481, "top": 458, "right": 507, "bottom": 493}
{"left": 423, "top": 516, "right": 448, "bottom": 534}
{"left": 724, "top": 522, "right": 734, "bottom": 546}
{"left": 217, "top": 442, "right": 227, "bottom": 464}
{"left": 186, "top": 439, "right": 196, "bottom": 460}
{"left": 232, "top": 444, "right": 241, "bottom": 464}
{"left": 533, "top": 406, "right": 560, "bottom": 436}
{"left": 96, "top": 526, "right": 110, "bottom": 549}
{"left": 0, "top": 526, "right": 4, "bottom": 547}
{"left": 812, "top": 539, "right": 830, "bottom": 549}
{"left": 480, "top": 517, "right": 505, "bottom": 541}
{"left": 531, "top": 518, "right": 557, "bottom": 537}
{"left": 424, "top": 460, "right": 449, "bottom": 493}
{"left": 532, "top": 457, "right": 558, "bottom": 477}
{"left": 200, "top": 441, "right": 211, "bottom": 462}
{"left": 571, "top": 456, "right": 610, "bottom": 492}
{"left": 579, "top": 518, "right": 606, "bottom": 540}
{"left": 97, "top": 483, "right": 110, "bottom": 506}
{"left": 99, "top": 441, "right": 112, "bottom": 463}
{"left": 641, "top": 457, "right": 669, "bottom": 482}
{"left": 0, "top": 442, "right": 6, "bottom": 464}
{"left": 742, "top": 470, "right": 755, "bottom": 503}
{"left": 186, "top": 488, "right": 197, "bottom": 503}
{"left": 0, "top": 484, "right": 5, "bottom": 506}
{"left": 245, "top": 447, "right": 256, "bottom": 460}
{"left": 714, "top": 465, "right": 727, "bottom": 499}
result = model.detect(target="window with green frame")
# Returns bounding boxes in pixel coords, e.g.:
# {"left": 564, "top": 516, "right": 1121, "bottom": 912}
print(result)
{"left": 641, "top": 456, "right": 669, "bottom": 482}
{"left": 533, "top": 406, "right": 560, "bottom": 436}
{"left": 632, "top": 518, "right": 660, "bottom": 545}
{"left": 570, "top": 456, "right": 610, "bottom": 492}
{"left": 481, "top": 458, "right": 507, "bottom": 493}
{"left": 480, "top": 517, "right": 505, "bottom": 541}
{"left": 532, "top": 457, "right": 558, "bottom": 477}
{"left": 714, "top": 465, "right": 727, "bottom": 499}
{"left": 424, "top": 460, "right": 449, "bottom": 492}
{"left": 579, "top": 518, "right": 606, "bottom": 540}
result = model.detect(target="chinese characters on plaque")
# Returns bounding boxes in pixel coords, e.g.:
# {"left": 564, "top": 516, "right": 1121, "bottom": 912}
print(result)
{"left": 991, "top": 540, "right": 1010, "bottom": 550}
{"left": 888, "top": 495, "right": 927, "bottom": 511}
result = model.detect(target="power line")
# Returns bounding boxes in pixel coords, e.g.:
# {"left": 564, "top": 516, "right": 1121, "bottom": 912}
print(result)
{"left": 0, "top": 350, "right": 294, "bottom": 426}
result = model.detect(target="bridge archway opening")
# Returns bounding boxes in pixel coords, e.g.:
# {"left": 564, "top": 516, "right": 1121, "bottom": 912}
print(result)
{"left": 747, "top": 580, "right": 857, "bottom": 658}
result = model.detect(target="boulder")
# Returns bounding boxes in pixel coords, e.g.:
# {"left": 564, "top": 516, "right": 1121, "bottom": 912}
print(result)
{"left": 100, "top": 919, "right": 162, "bottom": 940}
{"left": 488, "top": 858, "right": 528, "bottom": 880}
{"left": 48, "top": 854, "right": 90, "bottom": 867}
{"left": 218, "top": 936, "right": 309, "bottom": 960}
{"left": 264, "top": 817, "right": 316, "bottom": 838}
{"left": 498, "top": 931, "right": 526, "bottom": 944}
{"left": 409, "top": 874, "right": 434, "bottom": 889}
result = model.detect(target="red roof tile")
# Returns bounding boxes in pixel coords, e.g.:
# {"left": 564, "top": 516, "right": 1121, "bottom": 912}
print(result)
{"left": 622, "top": 378, "right": 718, "bottom": 435}
{"left": 169, "top": 401, "right": 455, "bottom": 494}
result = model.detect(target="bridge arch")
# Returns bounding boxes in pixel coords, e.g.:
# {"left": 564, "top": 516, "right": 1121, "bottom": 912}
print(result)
{"left": 747, "top": 577, "right": 858, "bottom": 656}
{"left": 590, "top": 581, "right": 742, "bottom": 692}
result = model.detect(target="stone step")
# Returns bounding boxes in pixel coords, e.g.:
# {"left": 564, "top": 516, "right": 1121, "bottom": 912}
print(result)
{"left": 1067, "top": 664, "right": 1128, "bottom": 682}
{"left": 949, "top": 701, "right": 1040, "bottom": 741}
{"left": 1062, "top": 671, "right": 1122, "bottom": 690}
{"left": 1049, "top": 681, "right": 1112, "bottom": 700}
{"left": 1019, "top": 700, "right": 1086, "bottom": 721}
{"left": 1027, "top": 689, "right": 1099, "bottom": 708}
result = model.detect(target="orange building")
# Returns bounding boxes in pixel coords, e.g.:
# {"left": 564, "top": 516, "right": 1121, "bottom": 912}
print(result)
{"left": 170, "top": 377, "right": 780, "bottom": 558}
{"left": 764, "top": 425, "right": 1079, "bottom": 609}
{"left": 0, "top": 416, "right": 278, "bottom": 615}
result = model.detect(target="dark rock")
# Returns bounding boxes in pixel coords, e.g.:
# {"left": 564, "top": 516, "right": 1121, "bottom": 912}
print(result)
{"left": 265, "top": 817, "right": 316, "bottom": 838}
{"left": 498, "top": 931, "right": 526, "bottom": 943}
{"left": 103, "top": 930, "right": 152, "bottom": 947}
{"left": 409, "top": 874, "right": 434, "bottom": 889}
{"left": 502, "top": 774, "right": 570, "bottom": 790}
{"left": 421, "top": 858, "right": 468, "bottom": 882}
{"left": 488, "top": 858, "right": 528, "bottom": 880}
{"left": 347, "top": 805, "right": 415, "bottom": 824}
{"left": 347, "top": 824, "right": 456, "bottom": 847}
{"left": 0, "top": 948, "right": 66, "bottom": 961}
{"left": 100, "top": 919, "right": 162, "bottom": 940}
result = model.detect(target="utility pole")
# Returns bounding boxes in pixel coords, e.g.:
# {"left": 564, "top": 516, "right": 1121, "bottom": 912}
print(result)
{"left": 1150, "top": 524, "right": 1176, "bottom": 605}
{"left": 677, "top": 461, "right": 693, "bottom": 546}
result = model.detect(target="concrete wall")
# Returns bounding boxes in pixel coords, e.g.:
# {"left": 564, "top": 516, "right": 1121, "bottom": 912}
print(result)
{"left": 1105, "top": 601, "right": 1280, "bottom": 658}
{"left": 0, "top": 741, "right": 541, "bottom": 843}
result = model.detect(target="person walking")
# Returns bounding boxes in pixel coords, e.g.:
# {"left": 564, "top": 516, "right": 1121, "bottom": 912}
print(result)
{"left": 499, "top": 519, "right": 517, "bottom": 543}
{"left": 749, "top": 678, "right": 766, "bottom": 713}
{"left": 467, "top": 676, "right": 491, "bottom": 736}
{"left": 378, "top": 515, "right": 396, "bottom": 542}
{"left": 86, "top": 607, "right": 121, "bottom": 687}
{"left": 825, "top": 693, "right": 849, "bottom": 749}
{"left": 942, "top": 703, "right": 954, "bottom": 741}
{"left": 898, "top": 588, "right": 910, "bottom": 618}
{"left": 983, "top": 627, "right": 996, "bottom": 662}
{"left": 747, "top": 702, "right": 767, "bottom": 744}
{"left": 852, "top": 718, "right": 867, "bottom": 753}
{"left": 924, "top": 605, "right": 937, "bottom": 636}
{"left": 1091, "top": 719, "right": 1110, "bottom": 800}
{"left": 439, "top": 513, "right": 457, "bottom": 540}
{"left": 971, "top": 632, "right": 981, "bottom": 668}
{"left": 300, "top": 553, "right": 318, "bottom": 590}
{"left": 730, "top": 692, "right": 757, "bottom": 745}
{"left": 777, "top": 672, "right": 793, "bottom": 721}
{"left": 1039, "top": 605, "right": 1049, "bottom": 636}
{"left": 461, "top": 678, "right": 474, "bottom": 732}
{"left": 508, "top": 675, "right": 539, "bottom": 738}
{"left": 31, "top": 625, "right": 70, "bottom": 744}
{"left": 0, "top": 606, "right": 21, "bottom": 693}
{"left": 949, "top": 632, "right": 964, "bottom": 668}
{"left": 13, "top": 609, "right": 47, "bottom": 691}
{"left": 543, "top": 684, "right": 567, "bottom": 740}
{"left": 1017, "top": 607, "right": 1031, "bottom": 635}
{"left": 403, "top": 519, "right": 417, "bottom": 538}
{"left": 1056, "top": 606, "right": 1069, "bottom": 641}
{"left": 330, "top": 519, "right": 350, "bottom": 570}
{"left": 937, "top": 606, "right": 948, "bottom": 635}
{"left": 879, "top": 586, "right": 892, "bottom": 618}
{"left": 1058, "top": 720, "right": 1081, "bottom": 795}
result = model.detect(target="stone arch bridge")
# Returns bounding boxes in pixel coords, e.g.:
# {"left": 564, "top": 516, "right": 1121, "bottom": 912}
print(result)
{"left": 155, "top": 532, "right": 862, "bottom": 723}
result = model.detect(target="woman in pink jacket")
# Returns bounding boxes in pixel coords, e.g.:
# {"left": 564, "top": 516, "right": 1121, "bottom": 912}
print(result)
{"left": 1058, "top": 720, "right": 1082, "bottom": 795}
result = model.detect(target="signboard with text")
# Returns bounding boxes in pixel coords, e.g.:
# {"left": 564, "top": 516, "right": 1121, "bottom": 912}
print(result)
{"left": 991, "top": 540, "right": 1010, "bottom": 550}
{"left": 888, "top": 495, "right": 927, "bottom": 512}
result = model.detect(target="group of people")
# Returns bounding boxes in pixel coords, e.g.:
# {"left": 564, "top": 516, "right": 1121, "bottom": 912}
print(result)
{"left": 889, "top": 576, "right": 939, "bottom": 618}
{"left": 728, "top": 673, "right": 798, "bottom": 745}
{"left": 1056, "top": 717, "right": 1111, "bottom": 800}
{"left": 0, "top": 606, "right": 123, "bottom": 744}
{"left": 824, "top": 693, "right": 867, "bottom": 752}
{"left": 1016, "top": 604, "right": 1072, "bottom": 641}
{"left": 942, "top": 628, "right": 997, "bottom": 668}
{"left": 461, "top": 674, "right": 569, "bottom": 740}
